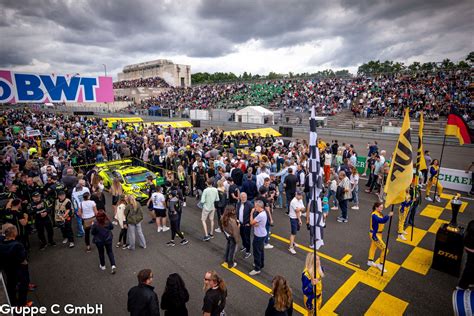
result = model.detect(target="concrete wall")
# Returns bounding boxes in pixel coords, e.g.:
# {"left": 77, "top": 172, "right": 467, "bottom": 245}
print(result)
{"left": 114, "top": 87, "right": 170, "bottom": 103}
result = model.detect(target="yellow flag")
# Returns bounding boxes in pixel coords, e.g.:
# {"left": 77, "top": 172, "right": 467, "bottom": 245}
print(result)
{"left": 384, "top": 108, "right": 413, "bottom": 207}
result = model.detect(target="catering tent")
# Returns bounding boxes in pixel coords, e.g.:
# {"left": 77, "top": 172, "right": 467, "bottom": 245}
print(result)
{"left": 234, "top": 106, "right": 274, "bottom": 124}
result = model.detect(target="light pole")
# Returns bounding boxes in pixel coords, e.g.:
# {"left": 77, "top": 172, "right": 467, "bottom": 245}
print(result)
{"left": 102, "top": 64, "right": 107, "bottom": 77}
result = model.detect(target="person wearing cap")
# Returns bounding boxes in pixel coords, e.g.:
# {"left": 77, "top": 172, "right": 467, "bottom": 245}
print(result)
{"left": 288, "top": 190, "right": 304, "bottom": 255}
{"left": 28, "top": 191, "right": 55, "bottom": 250}
{"left": 54, "top": 190, "right": 74, "bottom": 248}
{"left": 227, "top": 177, "right": 240, "bottom": 207}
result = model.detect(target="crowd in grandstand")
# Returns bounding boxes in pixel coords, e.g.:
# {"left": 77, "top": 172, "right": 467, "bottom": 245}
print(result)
{"left": 113, "top": 69, "right": 472, "bottom": 122}
{"left": 113, "top": 76, "right": 170, "bottom": 89}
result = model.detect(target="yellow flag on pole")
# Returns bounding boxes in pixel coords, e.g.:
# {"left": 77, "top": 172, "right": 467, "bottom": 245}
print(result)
{"left": 415, "top": 112, "right": 427, "bottom": 185}
{"left": 384, "top": 108, "right": 413, "bottom": 207}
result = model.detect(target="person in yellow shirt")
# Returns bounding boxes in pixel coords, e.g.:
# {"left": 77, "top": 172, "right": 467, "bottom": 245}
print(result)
{"left": 368, "top": 202, "right": 394, "bottom": 272}
{"left": 302, "top": 253, "right": 324, "bottom": 314}
{"left": 426, "top": 159, "right": 443, "bottom": 202}
{"left": 397, "top": 191, "right": 412, "bottom": 241}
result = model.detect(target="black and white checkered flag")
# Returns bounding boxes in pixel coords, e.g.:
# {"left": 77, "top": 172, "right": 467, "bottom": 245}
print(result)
{"left": 309, "top": 105, "right": 324, "bottom": 249}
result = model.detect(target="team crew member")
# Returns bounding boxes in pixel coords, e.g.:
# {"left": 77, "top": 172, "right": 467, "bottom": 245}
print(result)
{"left": 249, "top": 200, "right": 268, "bottom": 275}
{"left": 202, "top": 270, "right": 227, "bottom": 316}
{"left": 288, "top": 190, "right": 304, "bottom": 255}
{"left": 425, "top": 159, "right": 443, "bottom": 202}
{"left": 397, "top": 192, "right": 412, "bottom": 241}
{"left": 54, "top": 191, "right": 75, "bottom": 248}
{"left": 236, "top": 192, "right": 253, "bottom": 259}
{"left": 29, "top": 192, "right": 55, "bottom": 250}
{"left": 2, "top": 199, "right": 29, "bottom": 249}
{"left": 368, "top": 202, "right": 394, "bottom": 272}
{"left": 148, "top": 186, "right": 169, "bottom": 233}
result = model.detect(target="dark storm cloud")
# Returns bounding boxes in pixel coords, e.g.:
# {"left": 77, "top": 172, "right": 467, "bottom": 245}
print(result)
{"left": 0, "top": 0, "right": 472, "bottom": 75}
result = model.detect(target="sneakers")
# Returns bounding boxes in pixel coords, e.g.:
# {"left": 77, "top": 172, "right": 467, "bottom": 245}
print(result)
{"left": 157, "top": 226, "right": 163, "bottom": 233}
{"left": 367, "top": 260, "right": 376, "bottom": 267}
{"left": 49, "top": 242, "right": 57, "bottom": 247}
{"left": 162, "top": 226, "right": 170, "bottom": 232}
{"left": 402, "top": 231, "right": 408, "bottom": 235}
{"left": 68, "top": 242, "right": 75, "bottom": 248}
{"left": 289, "top": 247, "right": 296, "bottom": 255}
{"left": 122, "top": 244, "right": 129, "bottom": 250}
{"left": 202, "top": 235, "right": 211, "bottom": 242}
{"left": 166, "top": 241, "right": 176, "bottom": 247}
{"left": 376, "top": 263, "right": 387, "bottom": 273}
{"left": 331, "top": 206, "right": 338, "bottom": 210}
{"left": 112, "top": 220, "right": 118, "bottom": 225}
{"left": 337, "top": 217, "right": 348, "bottom": 223}
{"left": 249, "top": 270, "right": 261, "bottom": 276}
{"left": 240, "top": 247, "right": 246, "bottom": 252}
{"left": 39, "top": 244, "right": 47, "bottom": 251}
{"left": 62, "top": 238, "right": 68, "bottom": 244}
{"left": 351, "top": 206, "right": 359, "bottom": 210}
{"left": 208, "top": 233, "right": 215, "bottom": 239}
{"left": 116, "top": 242, "right": 122, "bottom": 248}
{"left": 309, "top": 244, "right": 315, "bottom": 249}
{"left": 99, "top": 264, "right": 106, "bottom": 271}
{"left": 244, "top": 252, "right": 252, "bottom": 259}
{"left": 228, "top": 262, "right": 237, "bottom": 269}
{"left": 435, "top": 196, "right": 441, "bottom": 202}
{"left": 86, "top": 246, "right": 92, "bottom": 252}
{"left": 426, "top": 196, "right": 433, "bottom": 202}
{"left": 215, "top": 227, "right": 222, "bottom": 233}
{"left": 398, "top": 234, "right": 407, "bottom": 241}
{"left": 362, "top": 173, "right": 367, "bottom": 177}
{"left": 111, "top": 265, "right": 116, "bottom": 274}
{"left": 180, "top": 239, "right": 189, "bottom": 245}
{"left": 264, "top": 243, "right": 274, "bottom": 249}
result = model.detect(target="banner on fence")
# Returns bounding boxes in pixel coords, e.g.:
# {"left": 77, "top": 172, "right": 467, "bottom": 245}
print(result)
{"left": 0, "top": 70, "right": 113, "bottom": 103}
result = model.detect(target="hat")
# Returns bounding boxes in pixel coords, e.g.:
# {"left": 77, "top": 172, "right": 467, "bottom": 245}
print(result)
{"left": 58, "top": 190, "right": 66, "bottom": 196}
{"left": 32, "top": 191, "right": 41, "bottom": 197}
{"left": 323, "top": 197, "right": 328, "bottom": 203}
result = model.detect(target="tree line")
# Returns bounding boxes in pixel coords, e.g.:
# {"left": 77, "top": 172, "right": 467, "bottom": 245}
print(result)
{"left": 190, "top": 52, "right": 473, "bottom": 84}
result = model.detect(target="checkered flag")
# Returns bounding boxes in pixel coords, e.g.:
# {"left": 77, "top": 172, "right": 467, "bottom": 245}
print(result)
{"left": 309, "top": 105, "right": 324, "bottom": 249}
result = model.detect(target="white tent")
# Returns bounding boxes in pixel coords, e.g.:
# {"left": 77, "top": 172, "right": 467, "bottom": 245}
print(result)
{"left": 234, "top": 106, "right": 274, "bottom": 124}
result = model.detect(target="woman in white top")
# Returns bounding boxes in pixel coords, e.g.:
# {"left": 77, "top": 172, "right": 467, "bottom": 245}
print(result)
{"left": 115, "top": 197, "right": 128, "bottom": 249}
{"left": 350, "top": 166, "right": 360, "bottom": 210}
{"left": 78, "top": 192, "right": 98, "bottom": 252}
{"left": 147, "top": 186, "right": 169, "bottom": 233}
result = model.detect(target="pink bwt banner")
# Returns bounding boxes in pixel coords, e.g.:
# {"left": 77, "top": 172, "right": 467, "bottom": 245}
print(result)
{"left": 0, "top": 70, "right": 114, "bottom": 103}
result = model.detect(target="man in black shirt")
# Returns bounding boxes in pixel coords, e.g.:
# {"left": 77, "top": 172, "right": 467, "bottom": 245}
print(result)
{"left": 127, "top": 269, "right": 160, "bottom": 316}
{"left": 0, "top": 224, "right": 30, "bottom": 307}
{"left": 1, "top": 199, "right": 29, "bottom": 249}
{"left": 227, "top": 177, "right": 240, "bottom": 206}
{"left": 284, "top": 168, "right": 298, "bottom": 214}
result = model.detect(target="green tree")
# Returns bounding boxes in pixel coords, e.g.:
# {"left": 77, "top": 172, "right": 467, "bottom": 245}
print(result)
{"left": 466, "top": 52, "right": 474, "bottom": 64}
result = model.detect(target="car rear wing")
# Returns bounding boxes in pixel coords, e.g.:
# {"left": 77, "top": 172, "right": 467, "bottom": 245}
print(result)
{"left": 96, "top": 159, "right": 133, "bottom": 169}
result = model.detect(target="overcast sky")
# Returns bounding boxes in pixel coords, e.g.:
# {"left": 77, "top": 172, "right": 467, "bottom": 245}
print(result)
{"left": 1, "top": 0, "right": 473, "bottom": 79}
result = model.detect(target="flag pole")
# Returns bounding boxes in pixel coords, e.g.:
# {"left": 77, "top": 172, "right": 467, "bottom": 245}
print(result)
{"left": 381, "top": 204, "right": 394, "bottom": 277}
{"left": 313, "top": 195, "right": 317, "bottom": 316}
{"left": 410, "top": 184, "right": 417, "bottom": 242}
{"left": 432, "top": 134, "right": 447, "bottom": 203}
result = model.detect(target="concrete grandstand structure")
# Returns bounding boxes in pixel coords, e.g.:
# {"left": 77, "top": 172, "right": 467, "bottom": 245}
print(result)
{"left": 117, "top": 59, "right": 191, "bottom": 87}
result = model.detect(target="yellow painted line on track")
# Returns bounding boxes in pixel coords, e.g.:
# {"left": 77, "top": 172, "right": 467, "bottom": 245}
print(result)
{"left": 221, "top": 263, "right": 307, "bottom": 315}
{"left": 321, "top": 273, "right": 359, "bottom": 314}
{"left": 341, "top": 254, "right": 352, "bottom": 263}
{"left": 271, "top": 234, "right": 360, "bottom": 273}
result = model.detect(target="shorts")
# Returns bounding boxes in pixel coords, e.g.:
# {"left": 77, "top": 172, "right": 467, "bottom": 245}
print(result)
{"left": 154, "top": 208, "right": 167, "bottom": 218}
{"left": 201, "top": 209, "right": 216, "bottom": 221}
{"left": 290, "top": 218, "right": 300, "bottom": 235}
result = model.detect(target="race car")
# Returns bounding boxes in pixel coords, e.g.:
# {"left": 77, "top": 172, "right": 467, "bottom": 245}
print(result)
{"left": 97, "top": 159, "right": 165, "bottom": 205}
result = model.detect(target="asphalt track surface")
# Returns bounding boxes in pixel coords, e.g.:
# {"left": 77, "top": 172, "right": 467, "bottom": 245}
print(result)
{"left": 25, "top": 182, "right": 472, "bottom": 316}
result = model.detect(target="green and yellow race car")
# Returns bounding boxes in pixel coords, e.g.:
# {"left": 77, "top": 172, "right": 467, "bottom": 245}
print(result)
{"left": 97, "top": 159, "right": 165, "bottom": 205}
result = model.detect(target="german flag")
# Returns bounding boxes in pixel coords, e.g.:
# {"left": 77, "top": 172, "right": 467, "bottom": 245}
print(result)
{"left": 445, "top": 111, "right": 473, "bottom": 145}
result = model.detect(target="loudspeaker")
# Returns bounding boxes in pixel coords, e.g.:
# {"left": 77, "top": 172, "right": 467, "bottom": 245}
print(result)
{"left": 73, "top": 111, "right": 94, "bottom": 116}
{"left": 432, "top": 224, "right": 464, "bottom": 277}
{"left": 279, "top": 126, "right": 293, "bottom": 137}
{"left": 191, "top": 120, "right": 201, "bottom": 128}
